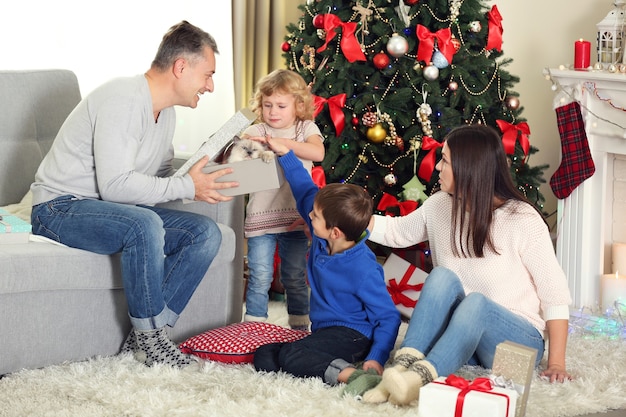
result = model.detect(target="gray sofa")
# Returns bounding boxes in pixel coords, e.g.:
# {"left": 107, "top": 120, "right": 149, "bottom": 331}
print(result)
{"left": 0, "top": 69, "right": 244, "bottom": 375}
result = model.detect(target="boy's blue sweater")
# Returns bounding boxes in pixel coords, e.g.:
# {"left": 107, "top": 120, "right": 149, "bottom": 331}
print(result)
{"left": 278, "top": 151, "right": 401, "bottom": 365}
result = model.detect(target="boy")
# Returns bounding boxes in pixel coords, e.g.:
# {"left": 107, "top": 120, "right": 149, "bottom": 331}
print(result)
{"left": 253, "top": 140, "right": 401, "bottom": 396}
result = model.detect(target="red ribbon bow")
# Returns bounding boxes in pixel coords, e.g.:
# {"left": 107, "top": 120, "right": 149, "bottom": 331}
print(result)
{"left": 495, "top": 119, "right": 530, "bottom": 159}
{"left": 316, "top": 14, "right": 366, "bottom": 63}
{"left": 386, "top": 263, "right": 423, "bottom": 308}
{"left": 311, "top": 166, "right": 326, "bottom": 188}
{"left": 444, "top": 375, "right": 495, "bottom": 417}
{"left": 313, "top": 93, "right": 347, "bottom": 137}
{"left": 418, "top": 136, "right": 443, "bottom": 181}
{"left": 416, "top": 25, "right": 455, "bottom": 65}
{"left": 486, "top": 5, "right": 503, "bottom": 52}
{"left": 377, "top": 193, "right": 418, "bottom": 217}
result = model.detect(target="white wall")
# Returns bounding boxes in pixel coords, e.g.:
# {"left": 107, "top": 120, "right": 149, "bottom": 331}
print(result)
{"left": 488, "top": 0, "right": 610, "bottom": 221}
{"left": 0, "top": 1, "right": 235, "bottom": 157}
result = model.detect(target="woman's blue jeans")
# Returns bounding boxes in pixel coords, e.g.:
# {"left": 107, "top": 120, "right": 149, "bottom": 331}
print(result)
{"left": 31, "top": 195, "right": 221, "bottom": 331}
{"left": 402, "top": 267, "right": 545, "bottom": 376}
{"left": 245, "top": 231, "right": 309, "bottom": 318}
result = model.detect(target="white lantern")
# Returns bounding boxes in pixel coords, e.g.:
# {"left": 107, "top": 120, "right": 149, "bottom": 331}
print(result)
{"left": 596, "top": 0, "right": 626, "bottom": 68}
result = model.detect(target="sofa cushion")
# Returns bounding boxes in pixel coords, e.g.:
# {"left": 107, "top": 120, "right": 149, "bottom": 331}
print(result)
{"left": 179, "top": 321, "right": 310, "bottom": 364}
{"left": 0, "top": 70, "right": 81, "bottom": 207}
{"left": 0, "top": 223, "right": 234, "bottom": 294}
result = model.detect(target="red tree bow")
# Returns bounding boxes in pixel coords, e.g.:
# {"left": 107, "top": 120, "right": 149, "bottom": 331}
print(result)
{"left": 386, "top": 263, "right": 423, "bottom": 308}
{"left": 418, "top": 136, "right": 443, "bottom": 181}
{"left": 444, "top": 375, "right": 495, "bottom": 417}
{"left": 496, "top": 119, "right": 530, "bottom": 158}
{"left": 486, "top": 5, "right": 503, "bottom": 52}
{"left": 313, "top": 93, "right": 347, "bottom": 137}
{"left": 416, "top": 25, "right": 455, "bottom": 64}
{"left": 316, "top": 14, "right": 366, "bottom": 63}
{"left": 311, "top": 166, "right": 326, "bottom": 188}
{"left": 377, "top": 193, "right": 418, "bottom": 216}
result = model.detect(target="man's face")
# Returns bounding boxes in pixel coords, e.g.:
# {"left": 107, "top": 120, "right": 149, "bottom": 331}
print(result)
{"left": 180, "top": 46, "right": 216, "bottom": 108}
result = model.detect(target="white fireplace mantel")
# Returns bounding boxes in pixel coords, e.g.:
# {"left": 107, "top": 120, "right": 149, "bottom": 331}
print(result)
{"left": 546, "top": 68, "right": 626, "bottom": 308}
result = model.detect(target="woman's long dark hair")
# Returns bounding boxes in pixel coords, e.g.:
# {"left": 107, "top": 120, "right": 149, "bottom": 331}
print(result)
{"left": 446, "top": 124, "right": 538, "bottom": 257}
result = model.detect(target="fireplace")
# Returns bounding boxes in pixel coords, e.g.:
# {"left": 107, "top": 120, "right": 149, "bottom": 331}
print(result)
{"left": 546, "top": 68, "right": 626, "bottom": 308}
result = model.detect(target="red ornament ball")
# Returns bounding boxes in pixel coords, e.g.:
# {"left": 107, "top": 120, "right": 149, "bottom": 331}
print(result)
{"left": 373, "top": 52, "right": 390, "bottom": 70}
{"left": 404, "top": 0, "right": 420, "bottom": 5}
{"left": 351, "top": 116, "right": 359, "bottom": 126}
{"left": 313, "top": 14, "right": 325, "bottom": 29}
{"left": 281, "top": 42, "right": 290, "bottom": 52}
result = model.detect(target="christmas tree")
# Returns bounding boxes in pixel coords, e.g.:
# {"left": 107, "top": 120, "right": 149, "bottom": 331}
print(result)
{"left": 282, "top": 0, "right": 548, "bottom": 214}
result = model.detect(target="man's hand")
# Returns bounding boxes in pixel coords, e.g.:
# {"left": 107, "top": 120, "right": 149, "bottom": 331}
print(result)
{"left": 188, "top": 156, "right": 239, "bottom": 204}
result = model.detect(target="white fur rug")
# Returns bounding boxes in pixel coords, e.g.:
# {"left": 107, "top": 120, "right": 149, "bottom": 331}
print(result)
{"left": 1, "top": 302, "right": 625, "bottom": 417}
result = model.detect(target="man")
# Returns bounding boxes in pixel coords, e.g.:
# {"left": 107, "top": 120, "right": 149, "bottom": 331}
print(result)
{"left": 30, "top": 21, "right": 237, "bottom": 368}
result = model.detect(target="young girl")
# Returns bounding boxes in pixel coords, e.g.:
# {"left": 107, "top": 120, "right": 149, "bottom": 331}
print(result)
{"left": 363, "top": 124, "right": 573, "bottom": 405}
{"left": 242, "top": 69, "right": 324, "bottom": 330}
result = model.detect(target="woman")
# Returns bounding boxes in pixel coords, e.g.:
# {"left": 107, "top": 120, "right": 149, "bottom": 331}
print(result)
{"left": 364, "top": 124, "right": 572, "bottom": 405}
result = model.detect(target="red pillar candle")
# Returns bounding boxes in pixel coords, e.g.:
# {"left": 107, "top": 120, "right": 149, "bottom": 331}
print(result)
{"left": 574, "top": 39, "right": 591, "bottom": 70}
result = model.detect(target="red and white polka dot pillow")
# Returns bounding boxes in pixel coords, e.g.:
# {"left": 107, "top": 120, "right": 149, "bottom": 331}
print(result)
{"left": 179, "top": 321, "right": 310, "bottom": 364}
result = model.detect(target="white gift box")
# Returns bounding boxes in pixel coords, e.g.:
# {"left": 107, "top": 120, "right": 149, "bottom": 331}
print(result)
{"left": 383, "top": 252, "right": 428, "bottom": 318}
{"left": 417, "top": 376, "right": 518, "bottom": 417}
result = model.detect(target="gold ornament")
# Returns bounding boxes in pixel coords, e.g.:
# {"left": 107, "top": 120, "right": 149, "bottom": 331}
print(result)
{"left": 367, "top": 123, "right": 387, "bottom": 143}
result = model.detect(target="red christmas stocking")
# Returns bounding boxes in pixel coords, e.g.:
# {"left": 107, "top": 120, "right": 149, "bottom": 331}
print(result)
{"left": 549, "top": 101, "right": 595, "bottom": 199}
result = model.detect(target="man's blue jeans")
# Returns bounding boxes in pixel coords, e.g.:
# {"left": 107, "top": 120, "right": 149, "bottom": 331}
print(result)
{"left": 31, "top": 195, "right": 221, "bottom": 331}
{"left": 245, "top": 231, "right": 310, "bottom": 319}
{"left": 402, "top": 266, "right": 545, "bottom": 376}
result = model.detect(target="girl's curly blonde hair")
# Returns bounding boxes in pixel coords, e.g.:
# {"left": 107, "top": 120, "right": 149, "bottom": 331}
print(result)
{"left": 249, "top": 69, "right": 315, "bottom": 121}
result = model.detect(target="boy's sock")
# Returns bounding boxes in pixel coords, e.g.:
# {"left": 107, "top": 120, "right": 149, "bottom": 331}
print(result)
{"left": 134, "top": 327, "right": 194, "bottom": 368}
{"left": 343, "top": 369, "right": 382, "bottom": 397}
{"left": 385, "top": 359, "right": 437, "bottom": 406}
{"left": 119, "top": 329, "right": 137, "bottom": 355}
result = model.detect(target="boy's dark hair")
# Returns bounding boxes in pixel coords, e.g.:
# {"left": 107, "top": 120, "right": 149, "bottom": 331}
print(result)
{"left": 151, "top": 20, "right": 219, "bottom": 71}
{"left": 314, "top": 183, "right": 372, "bottom": 242}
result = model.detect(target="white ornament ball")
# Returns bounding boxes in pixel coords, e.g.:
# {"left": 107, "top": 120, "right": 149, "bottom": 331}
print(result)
{"left": 423, "top": 65, "right": 439, "bottom": 81}
{"left": 608, "top": 63, "right": 618, "bottom": 73}
{"left": 449, "top": 81, "right": 459, "bottom": 91}
{"left": 432, "top": 51, "right": 449, "bottom": 69}
{"left": 469, "top": 21, "right": 482, "bottom": 33}
{"left": 384, "top": 173, "right": 398, "bottom": 186}
{"left": 387, "top": 33, "right": 409, "bottom": 58}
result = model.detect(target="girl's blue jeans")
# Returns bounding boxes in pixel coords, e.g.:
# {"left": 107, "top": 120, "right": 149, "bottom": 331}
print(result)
{"left": 245, "top": 231, "right": 309, "bottom": 319}
{"left": 402, "top": 266, "right": 545, "bottom": 376}
{"left": 31, "top": 195, "right": 221, "bottom": 331}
